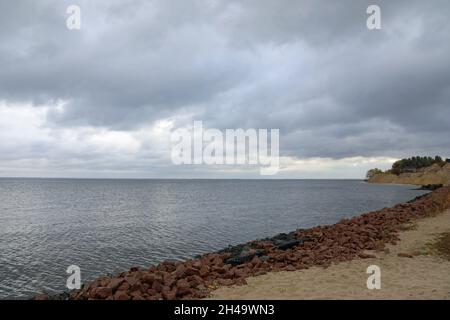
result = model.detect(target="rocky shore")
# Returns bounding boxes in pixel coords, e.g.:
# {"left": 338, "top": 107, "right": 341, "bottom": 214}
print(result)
{"left": 210, "top": 207, "right": 450, "bottom": 299}
{"left": 35, "top": 187, "right": 450, "bottom": 301}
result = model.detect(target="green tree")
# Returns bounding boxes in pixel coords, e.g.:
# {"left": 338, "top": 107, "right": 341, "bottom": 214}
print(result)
{"left": 366, "top": 168, "right": 383, "bottom": 179}
{"left": 390, "top": 156, "right": 444, "bottom": 174}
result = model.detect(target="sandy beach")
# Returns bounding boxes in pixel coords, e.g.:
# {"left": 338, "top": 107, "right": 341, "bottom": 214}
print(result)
{"left": 36, "top": 186, "right": 450, "bottom": 301}
{"left": 209, "top": 209, "right": 450, "bottom": 300}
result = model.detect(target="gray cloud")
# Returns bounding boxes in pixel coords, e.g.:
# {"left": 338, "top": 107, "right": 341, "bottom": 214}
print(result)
{"left": 0, "top": 0, "right": 449, "bottom": 177}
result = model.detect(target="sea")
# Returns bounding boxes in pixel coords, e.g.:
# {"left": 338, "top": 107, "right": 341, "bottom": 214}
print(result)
{"left": 0, "top": 178, "right": 428, "bottom": 298}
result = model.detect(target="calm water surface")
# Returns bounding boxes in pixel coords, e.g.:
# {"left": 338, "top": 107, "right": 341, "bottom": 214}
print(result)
{"left": 0, "top": 179, "right": 427, "bottom": 298}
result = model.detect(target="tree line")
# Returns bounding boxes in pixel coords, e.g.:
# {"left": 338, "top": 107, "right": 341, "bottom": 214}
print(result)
{"left": 366, "top": 156, "right": 450, "bottom": 179}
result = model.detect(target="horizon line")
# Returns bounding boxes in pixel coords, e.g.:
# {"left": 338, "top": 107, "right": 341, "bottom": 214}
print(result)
{"left": 0, "top": 176, "right": 365, "bottom": 181}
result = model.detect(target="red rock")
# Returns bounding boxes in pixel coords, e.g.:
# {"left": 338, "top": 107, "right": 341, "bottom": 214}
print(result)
{"left": 217, "top": 278, "right": 234, "bottom": 286}
{"left": 161, "top": 260, "right": 177, "bottom": 270}
{"left": 162, "top": 289, "right": 176, "bottom": 300}
{"left": 250, "top": 256, "right": 262, "bottom": 267}
{"left": 224, "top": 268, "right": 235, "bottom": 279}
{"left": 234, "top": 268, "right": 246, "bottom": 278}
{"left": 185, "top": 267, "right": 200, "bottom": 276}
{"left": 212, "top": 257, "right": 223, "bottom": 267}
{"left": 176, "top": 287, "right": 192, "bottom": 298}
{"left": 176, "top": 279, "right": 190, "bottom": 290}
{"left": 153, "top": 272, "right": 164, "bottom": 282}
{"left": 176, "top": 279, "right": 192, "bottom": 297}
{"left": 163, "top": 274, "right": 176, "bottom": 287}
{"left": 152, "top": 280, "right": 163, "bottom": 292}
{"left": 130, "top": 291, "right": 145, "bottom": 300}
{"left": 199, "top": 265, "right": 210, "bottom": 277}
{"left": 114, "top": 291, "right": 130, "bottom": 300}
{"left": 212, "top": 266, "right": 226, "bottom": 274}
{"left": 187, "top": 275, "right": 203, "bottom": 288}
{"left": 153, "top": 293, "right": 162, "bottom": 300}
{"left": 87, "top": 280, "right": 100, "bottom": 291}
{"left": 397, "top": 253, "right": 413, "bottom": 258}
{"left": 92, "top": 286, "right": 113, "bottom": 299}
{"left": 124, "top": 276, "right": 138, "bottom": 286}
{"left": 147, "top": 288, "right": 157, "bottom": 296}
{"left": 117, "top": 282, "right": 130, "bottom": 291}
{"left": 174, "top": 264, "right": 186, "bottom": 278}
{"left": 158, "top": 264, "right": 168, "bottom": 272}
{"left": 99, "top": 277, "right": 111, "bottom": 287}
{"left": 130, "top": 282, "right": 143, "bottom": 293}
{"left": 161, "top": 285, "right": 171, "bottom": 293}
{"left": 142, "top": 273, "right": 155, "bottom": 285}
{"left": 35, "top": 294, "right": 49, "bottom": 300}
{"left": 285, "top": 265, "right": 296, "bottom": 271}
{"left": 107, "top": 278, "right": 124, "bottom": 291}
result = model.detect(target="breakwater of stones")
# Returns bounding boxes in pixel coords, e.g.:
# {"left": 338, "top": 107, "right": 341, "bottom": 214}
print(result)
{"left": 35, "top": 187, "right": 450, "bottom": 300}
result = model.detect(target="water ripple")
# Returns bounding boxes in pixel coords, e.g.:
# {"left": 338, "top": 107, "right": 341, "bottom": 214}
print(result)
{"left": 0, "top": 178, "right": 427, "bottom": 298}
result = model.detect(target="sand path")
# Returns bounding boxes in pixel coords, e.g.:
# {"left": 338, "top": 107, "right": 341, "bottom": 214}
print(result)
{"left": 209, "top": 210, "right": 450, "bottom": 299}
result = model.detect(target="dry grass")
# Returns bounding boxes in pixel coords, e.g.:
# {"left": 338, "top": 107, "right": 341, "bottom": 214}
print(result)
{"left": 397, "top": 221, "right": 418, "bottom": 231}
{"left": 429, "top": 233, "right": 450, "bottom": 260}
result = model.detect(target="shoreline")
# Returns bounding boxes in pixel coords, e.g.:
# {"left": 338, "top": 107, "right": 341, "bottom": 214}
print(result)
{"left": 210, "top": 209, "right": 450, "bottom": 299}
{"left": 368, "top": 163, "right": 450, "bottom": 186}
{"left": 36, "top": 187, "right": 450, "bottom": 300}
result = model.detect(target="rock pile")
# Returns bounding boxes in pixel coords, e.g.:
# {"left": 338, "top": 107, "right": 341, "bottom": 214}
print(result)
{"left": 37, "top": 187, "right": 450, "bottom": 300}
{"left": 416, "top": 184, "right": 443, "bottom": 191}
{"left": 217, "top": 231, "right": 311, "bottom": 266}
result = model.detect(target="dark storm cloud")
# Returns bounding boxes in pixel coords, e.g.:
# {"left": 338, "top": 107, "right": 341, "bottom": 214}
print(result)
{"left": 0, "top": 0, "right": 449, "bottom": 162}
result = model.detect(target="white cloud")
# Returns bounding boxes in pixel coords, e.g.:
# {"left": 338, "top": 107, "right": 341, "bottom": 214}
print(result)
{"left": 0, "top": 101, "right": 400, "bottom": 178}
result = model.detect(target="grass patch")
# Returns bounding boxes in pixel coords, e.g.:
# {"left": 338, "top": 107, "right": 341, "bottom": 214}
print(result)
{"left": 429, "top": 233, "right": 450, "bottom": 260}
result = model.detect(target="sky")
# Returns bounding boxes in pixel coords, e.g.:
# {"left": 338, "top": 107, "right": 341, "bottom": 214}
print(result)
{"left": 0, "top": 0, "right": 449, "bottom": 179}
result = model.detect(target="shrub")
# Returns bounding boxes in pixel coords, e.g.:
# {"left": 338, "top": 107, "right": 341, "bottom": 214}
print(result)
{"left": 366, "top": 168, "right": 383, "bottom": 179}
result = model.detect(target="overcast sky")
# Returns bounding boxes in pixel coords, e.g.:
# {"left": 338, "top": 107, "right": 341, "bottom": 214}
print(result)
{"left": 0, "top": 0, "right": 449, "bottom": 178}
